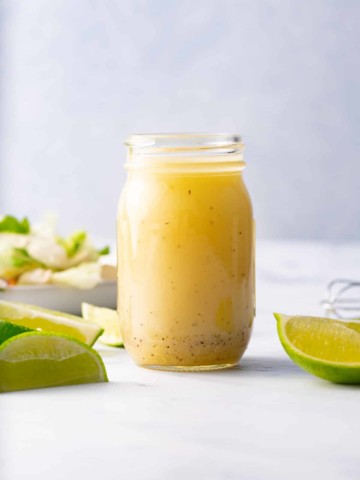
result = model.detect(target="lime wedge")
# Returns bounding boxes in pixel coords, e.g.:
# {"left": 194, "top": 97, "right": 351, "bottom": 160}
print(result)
{"left": 0, "top": 332, "right": 108, "bottom": 392}
{"left": 0, "top": 300, "right": 103, "bottom": 346}
{"left": 275, "top": 313, "right": 360, "bottom": 384}
{"left": 82, "top": 303, "right": 123, "bottom": 347}
{"left": 0, "top": 319, "right": 33, "bottom": 345}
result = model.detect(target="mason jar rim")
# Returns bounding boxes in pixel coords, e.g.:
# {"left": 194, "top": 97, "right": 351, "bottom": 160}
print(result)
{"left": 124, "top": 133, "right": 242, "bottom": 151}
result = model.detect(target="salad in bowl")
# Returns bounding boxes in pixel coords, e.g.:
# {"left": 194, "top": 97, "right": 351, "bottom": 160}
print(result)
{"left": 0, "top": 215, "right": 115, "bottom": 290}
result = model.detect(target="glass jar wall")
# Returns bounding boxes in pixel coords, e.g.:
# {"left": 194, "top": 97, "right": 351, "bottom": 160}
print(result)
{"left": 117, "top": 134, "right": 255, "bottom": 371}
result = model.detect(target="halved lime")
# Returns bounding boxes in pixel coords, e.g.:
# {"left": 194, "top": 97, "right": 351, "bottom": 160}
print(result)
{"left": 275, "top": 313, "right": 360, "bottom": 384}
{"left": 0, "top": 331, "right": 108, "bottom": 392}
{"left": 0, "top": 319, "right": 33, "bottom": 345}
{"left": 0, "top": 300, "right": 103, "bottom": 346}
{"left": 82, "top": 303, "right": 123, "bottom": 347}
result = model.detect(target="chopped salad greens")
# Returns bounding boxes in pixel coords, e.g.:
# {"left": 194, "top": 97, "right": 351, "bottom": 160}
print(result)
{"left": 0, "top": 215, "right": 113, "bottom": 290}
{"left": 0, "top": 215, "right": 30, "bottom": 234}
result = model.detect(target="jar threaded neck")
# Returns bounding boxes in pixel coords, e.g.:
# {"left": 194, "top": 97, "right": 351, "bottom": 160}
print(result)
{"left": 124, "top": 133, "right": 245, "bottom": 174}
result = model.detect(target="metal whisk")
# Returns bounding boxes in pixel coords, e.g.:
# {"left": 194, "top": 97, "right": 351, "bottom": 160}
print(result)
{"left": 322, "top": 279, "right": 360, "bottom": 319}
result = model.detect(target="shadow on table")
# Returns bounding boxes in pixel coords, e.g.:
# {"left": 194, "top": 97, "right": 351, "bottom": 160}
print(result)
{"left": 224, "top": 357, "right": 360, "bottom": 390}
{"left": 96, "top": 347, "right": 305, "bottom": 377}
{"left": 231, "top": 356, "right": 307, "bottom": 378}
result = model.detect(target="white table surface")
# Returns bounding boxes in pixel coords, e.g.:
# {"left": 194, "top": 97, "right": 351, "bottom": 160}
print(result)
{"left": 1, "top": 240, "right": 360, "bottom": 480}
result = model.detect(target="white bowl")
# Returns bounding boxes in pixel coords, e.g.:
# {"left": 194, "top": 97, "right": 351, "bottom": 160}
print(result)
{"left": 0, "top": 281, "right": 117, "bottom": 315}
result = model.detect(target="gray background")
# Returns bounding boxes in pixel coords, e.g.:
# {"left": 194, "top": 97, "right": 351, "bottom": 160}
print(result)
{"left": 1, "top": 0, "right": 359, "bottom": 240}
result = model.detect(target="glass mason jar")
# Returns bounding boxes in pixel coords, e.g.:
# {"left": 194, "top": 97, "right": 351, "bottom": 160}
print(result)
{"left": 117, "top": 134, "right": 255, "bottom": 371}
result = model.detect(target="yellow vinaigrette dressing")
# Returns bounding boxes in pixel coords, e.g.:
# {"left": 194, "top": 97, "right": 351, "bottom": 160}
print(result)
{"left": 118, "top": 134, "right": 255, "bottom": 370}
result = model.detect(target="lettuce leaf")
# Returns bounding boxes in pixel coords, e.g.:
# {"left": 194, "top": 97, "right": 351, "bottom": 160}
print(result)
{"left": 57, "top": 230, "right": 110, "bottom": 261}
{"left": 98, "top": 246, "right": 110, "bottom": 256}
{"left": 0, "top": 216, "right": 30, "bottom": 234}
{"left": 0, "top": 247, "right": 36, "bottom": 280}
{"left": 57, "top": 231, "right": 87, "bottom": 257}
{"left": 51, "top": 262, "right": 102, "bottom": 289}
{"left": 17, "top": 268, "right": 52, "bottom": 285}
{"left": 11, "top": 248, "right": 46, "bottom": 269}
